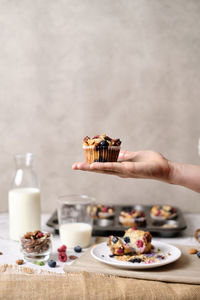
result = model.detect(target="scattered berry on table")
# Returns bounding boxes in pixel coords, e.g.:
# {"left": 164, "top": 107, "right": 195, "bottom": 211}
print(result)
{"left": 58, "top": 252, "right": 67, "bottom": 262}
{"left": 48, "top": 260, "right": 57, "bottom": 268}
{"left": 74, "top": 246, "right": 82, "bottom": 253}
{"left": 57, "top": 245, "right": 67, "bottom": 253}
{"left": 197, "top": 252, "right": 200, "bottom": 258}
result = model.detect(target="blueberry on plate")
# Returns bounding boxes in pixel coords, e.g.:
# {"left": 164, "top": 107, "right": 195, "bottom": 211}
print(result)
{"left": 112, "top": 236, "right": 118, "bottom": 244}
{"left": 197, "top": 252, "right": 200, "bottom": 258}
{"left": 129, "top": 258, "right": 141, "bottom": 263}
{"left": 124, "top": 236, "right": 130, "bottom": 243}
{"left": 74, "top": 246, "right": 82, "bottom": 253}
{"left": 48, "top": 260, "right": 56, "bottom": 268}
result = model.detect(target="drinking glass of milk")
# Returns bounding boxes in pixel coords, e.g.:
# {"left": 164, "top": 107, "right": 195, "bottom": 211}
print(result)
{"left": 57, "top": 195, "right": 94, "bottom": 248}
{"left": 8, "top": 153, "right": 41, "bottom": 241}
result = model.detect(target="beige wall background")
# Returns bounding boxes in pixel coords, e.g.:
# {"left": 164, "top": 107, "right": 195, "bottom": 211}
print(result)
{"left": 0, "top": 0, "right": 200, "bottom": 213}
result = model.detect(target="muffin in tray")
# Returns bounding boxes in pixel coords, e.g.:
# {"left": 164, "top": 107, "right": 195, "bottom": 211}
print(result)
{"left": 150, "top": 205, "right": 177, "bottom": 220}
{"left": 119, "top": 209, "right": 146, "bottom": 227}
{"left": 91, "top": 204, "right": 115, "bottom": 219}
{"left": 82, "top": 134, "right": 121, "bottom": 164}
{"left": 108, "top": 228, "right": 152, "bottom": 256}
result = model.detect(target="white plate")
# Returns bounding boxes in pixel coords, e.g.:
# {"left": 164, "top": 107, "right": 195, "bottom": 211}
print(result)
{"left": 91, "top": 241, "right": 181, "bottom": 269}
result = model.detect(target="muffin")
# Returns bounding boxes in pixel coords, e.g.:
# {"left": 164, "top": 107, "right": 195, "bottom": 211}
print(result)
{"left": 82, "top": 134, "right": 121, "bottom": 164}
{"left": 108, "top": 228, "right": 152, "bottom": 256}
{"left": 119, "top": 210, "right": 146, "bottom": 227}
{"left": 150, "top": 205, "right": 177, "bottom": 220}
{"left": 89, "top": 204, "right": 115, "bottom": 219}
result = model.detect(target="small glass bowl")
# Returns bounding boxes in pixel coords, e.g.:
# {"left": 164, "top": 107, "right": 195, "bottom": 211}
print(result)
{"left": 20, "top": 231, "right": 52, "bottom": 262}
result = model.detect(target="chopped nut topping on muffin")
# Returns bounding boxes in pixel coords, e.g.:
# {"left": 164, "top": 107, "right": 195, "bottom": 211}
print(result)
{"left": 150, "top": 205, "right": 177, "bottom": 220}
{"left": 88, "top": 204, "right": 115, "bottom": 219}
{"left": 119, "top": 210, "right": 146, "bottom": 227}
{"left": 82, "top": 134, "right": 121, "bottom": 147}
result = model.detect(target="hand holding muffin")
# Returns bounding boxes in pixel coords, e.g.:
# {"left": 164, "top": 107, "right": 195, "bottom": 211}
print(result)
{"left": 72, "top": 136, "right": 200, "bottom": 193}
{"left": 73, "top": 148, "right": 171, "bottom": 182}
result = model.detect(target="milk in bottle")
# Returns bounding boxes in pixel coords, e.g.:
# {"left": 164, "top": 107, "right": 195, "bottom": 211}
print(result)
{"left": 8, "top": 153, "right": 41, "bottom": 241}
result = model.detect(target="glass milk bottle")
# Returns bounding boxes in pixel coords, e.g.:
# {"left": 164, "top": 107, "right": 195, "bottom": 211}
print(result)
{"left": 9, "top": 153, "right": 41, "bottom": 241}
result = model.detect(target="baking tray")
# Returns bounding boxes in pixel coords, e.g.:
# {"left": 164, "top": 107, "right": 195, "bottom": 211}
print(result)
{"left": 46, "top": 205, "right": 187, "bottom": 238}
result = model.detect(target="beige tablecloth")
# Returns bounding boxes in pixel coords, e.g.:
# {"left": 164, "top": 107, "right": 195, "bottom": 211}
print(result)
{"left": 0, "top": 272, "right": 200, "bottom": 300}
{"left": 1, "top": 243, "right": 200, "bottom": 299}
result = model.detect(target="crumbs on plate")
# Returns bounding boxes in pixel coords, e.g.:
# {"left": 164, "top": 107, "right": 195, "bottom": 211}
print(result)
{"left": 114, "top": 247, "right": 166, "bottom": 264}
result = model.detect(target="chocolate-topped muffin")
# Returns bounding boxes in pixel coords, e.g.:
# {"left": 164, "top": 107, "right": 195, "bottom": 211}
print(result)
{"left": 82, "top": 134, "right": 121, "bottom": 164}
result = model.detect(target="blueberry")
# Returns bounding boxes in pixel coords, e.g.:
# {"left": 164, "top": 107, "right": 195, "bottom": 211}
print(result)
{"left": 96, "top": 207, "right": 101, "bottom": 217}
{"left": 94, "top": 158, "right": 107, "bottom": 162}
{"left": 129, "top": 258, "right": 141, "bottom": 263}
{"left": 112, "top": 236, "right": 118, "bottom": 244}
{"left": 197, "top": 252, "right": 200, "bottom": 258}
{"left": 48, "top": 260, "right": 56, "bottom": 268}
{"left": 99, "top": 140, "right": 109, "bottom": 148}
{"left": 124, "top": 236, "right": 130, "bottom": 243}
{"left": 74, "top": 246, "right": 82, "bottom": 253}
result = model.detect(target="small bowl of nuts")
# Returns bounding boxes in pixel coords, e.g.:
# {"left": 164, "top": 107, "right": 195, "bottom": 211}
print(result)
{"left": 20, "top": 230, "right": 52, "bottom": 262}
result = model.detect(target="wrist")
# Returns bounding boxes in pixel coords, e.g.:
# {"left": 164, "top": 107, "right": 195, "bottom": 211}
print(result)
{"left": 167, "top": 161, "right": 200, "bottom": 193}
{"left": 167, "top": 160, "right": 182, "bottom": 186}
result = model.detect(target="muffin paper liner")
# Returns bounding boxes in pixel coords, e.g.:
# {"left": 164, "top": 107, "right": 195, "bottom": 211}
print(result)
{"left": 83, "top": 146, "right": 120, "bottom": 164}
{"left": 119, "top": 216, "right": 146, "bottom": 227}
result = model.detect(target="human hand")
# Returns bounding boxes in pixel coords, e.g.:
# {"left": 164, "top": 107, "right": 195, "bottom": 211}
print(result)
{"left": 72, "top": 150, "right": 171, "bottom": 182}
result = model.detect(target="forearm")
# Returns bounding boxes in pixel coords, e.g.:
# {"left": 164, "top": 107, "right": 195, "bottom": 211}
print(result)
{"left": 168, "top": 161, "right": 200, "bottom": 193}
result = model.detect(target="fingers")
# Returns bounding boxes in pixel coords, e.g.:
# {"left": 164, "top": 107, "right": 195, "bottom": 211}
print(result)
{"left": 90, "top": 162, "right": 123, "bottom": 173}
{"left": 72, "top": 161, "right": 126, "bottom": 174}
{"left": 72, "top": 162, "right": 91, "bottom": 170}
{"left": 118, "top": 150, "right": 138, "bottom": 162}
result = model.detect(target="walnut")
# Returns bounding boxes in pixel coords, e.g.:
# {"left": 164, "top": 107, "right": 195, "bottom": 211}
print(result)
{"left": 16, "top": 259, "right": 24, "bottom": 265}
{"left": 188, "top": 248, "right": 198, "bottom": 254}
